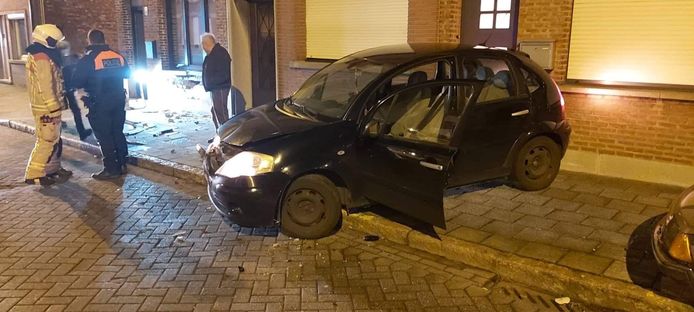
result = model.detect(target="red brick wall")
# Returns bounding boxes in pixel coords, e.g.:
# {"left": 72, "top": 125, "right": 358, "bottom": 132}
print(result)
{"left": 212, "top": 0, "right": 228, "bottom": 49}
{"left": 276, "top": 0, "right": 311, "bottom": 98}
{"left": 517, "top": 0, "right": 573, "bottom": 82}
{"left": 45, "top": 0, "right": 121, "bottom": 56}
{"left": 564, "top": 93, "right": 694, "bottom": 166}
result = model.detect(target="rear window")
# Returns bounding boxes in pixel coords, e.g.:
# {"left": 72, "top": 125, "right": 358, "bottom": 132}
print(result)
{"left": 516, "top": 54, "right": 562, "bottom": 106}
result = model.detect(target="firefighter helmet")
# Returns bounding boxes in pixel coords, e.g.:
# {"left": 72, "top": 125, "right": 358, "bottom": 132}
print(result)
{"left": 32, "top": 24, "right": 64, "bottom": 49}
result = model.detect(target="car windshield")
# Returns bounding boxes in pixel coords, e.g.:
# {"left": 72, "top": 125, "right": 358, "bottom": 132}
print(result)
{"left": 288, "top": 57, "right": 393, "bottom": 120}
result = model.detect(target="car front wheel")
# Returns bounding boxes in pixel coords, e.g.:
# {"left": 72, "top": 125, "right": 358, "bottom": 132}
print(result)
{"left": 280, "top": 174, "right": 341, "bottom": 239}
{"left": 511, "top": 136, "right": 561, "bottom": 191}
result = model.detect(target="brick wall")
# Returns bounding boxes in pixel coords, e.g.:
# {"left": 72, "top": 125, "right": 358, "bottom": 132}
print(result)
{"left": 565, "top": 93, "right": 694, "bottom": 166}
{"left": 213, "top": 0, "right": 229, "bottom": 49}
{"left": 275, "top": 0, "right": 311, "bottom": 98}
{"left": 45, "top": 0, "right": 121, "bottom": 56}
{"left": 517, "top": 0, "right": 573, "bottom": 82}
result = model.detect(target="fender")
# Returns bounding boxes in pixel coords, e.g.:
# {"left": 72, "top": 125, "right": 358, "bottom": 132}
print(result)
{"left": 503, "top": 121, "right": 558, "bottom": 168}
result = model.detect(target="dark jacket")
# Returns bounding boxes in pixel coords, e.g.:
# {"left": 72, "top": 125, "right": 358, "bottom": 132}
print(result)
{"left": 202, "top": 43, "right": 231, "bottom": 92}
{"left": 72, "top": 44, "right": 130, "bottom": 110}
{"left": 62, "top": 53, "right": 80, "bottom": 91}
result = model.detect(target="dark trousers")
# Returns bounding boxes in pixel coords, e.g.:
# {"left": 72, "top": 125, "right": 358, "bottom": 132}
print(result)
{"left": 66, "top": 90, "right": 89, "bottom": 137}
{"left": 210, "top": 88, "right": 230, "bottom": 129}
{"left": 88, "top": 106, "right": 128, "bottom": 173}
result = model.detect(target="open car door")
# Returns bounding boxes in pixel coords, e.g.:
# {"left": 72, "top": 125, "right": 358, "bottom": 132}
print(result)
{"left": 357, "top": 81, "right": 474, "bottom": 228}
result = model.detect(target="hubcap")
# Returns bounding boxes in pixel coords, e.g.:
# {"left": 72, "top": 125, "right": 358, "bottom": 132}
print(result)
{"left": 524, "top": 146, "right": 552, "bottom": 179}
{"left": 286, "top": 189, "right": 327, "bottom": 226}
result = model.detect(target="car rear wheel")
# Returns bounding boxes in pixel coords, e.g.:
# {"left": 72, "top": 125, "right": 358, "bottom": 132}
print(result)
{"left": 511, "top": 136, "right": 561, "bottom": 191}
{"left": 280, "top": 174, "right": 341, "bottom": 239}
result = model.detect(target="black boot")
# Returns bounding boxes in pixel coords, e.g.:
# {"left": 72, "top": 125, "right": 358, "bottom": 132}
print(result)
{"left": 79, "top": 129, "right": 93, "bottom": 141}
{"left": 91, "top": 170, "right": 121, "bottom": 180}
{"left": 48, "top": 168, "right": 72, "bottom": 184}
{"left": 25, "top": 176, "right": 56, "bottom": 186}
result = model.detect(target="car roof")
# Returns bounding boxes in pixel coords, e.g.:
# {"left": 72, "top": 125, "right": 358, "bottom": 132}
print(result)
{"left": 345, "top": 43, "right": 520, "bottom": 64}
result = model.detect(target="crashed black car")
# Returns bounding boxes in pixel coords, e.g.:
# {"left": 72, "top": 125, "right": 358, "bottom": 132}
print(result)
{"left": 653, "top": 185, "right": 694, "bottom": 298}
{"left": 199, "top": 44, "right": 571, "bottom": 238}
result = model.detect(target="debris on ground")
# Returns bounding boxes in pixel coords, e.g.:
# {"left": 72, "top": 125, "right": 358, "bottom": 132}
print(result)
{"left": 172, "top": 231, "right": 186, "bottom": 237}
{"left": 153, "top": 129, "right": 174, "bottom": 137}
{"left": 237, "top": 266, "right": 245, "bottom": 272}
{"left": 554, "top": 297, "right": 571, "bottom": 305}
{"left": 363, "top": 235, "right": 380, "bottom": 242}
{"left": 170, "top": 149, "right": 176, "bottom": 154}
{"left": 174, "top": 236, "right": 185, "bottom": 243}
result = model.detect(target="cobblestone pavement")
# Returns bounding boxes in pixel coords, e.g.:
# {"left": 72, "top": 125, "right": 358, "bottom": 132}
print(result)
{"left": 440, "top": 171, "right": 683, "bottom": 284}
{"left": 0, "top": 127, "right": 603, "bottom": 311}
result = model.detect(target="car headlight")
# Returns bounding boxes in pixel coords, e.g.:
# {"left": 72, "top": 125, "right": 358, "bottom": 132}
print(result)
{"left": 215, "top": 151, "right": 274, "bottom": 179}
{"left": 668, "top": 233, "right": 693, "bottom": 264}
{"left": 662, "top": 216, "right": 694, "bottom": 264}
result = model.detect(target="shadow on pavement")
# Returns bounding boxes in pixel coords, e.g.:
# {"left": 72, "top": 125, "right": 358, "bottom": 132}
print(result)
{"left": 626, "top": 214, "right": 694, "bottom": 306}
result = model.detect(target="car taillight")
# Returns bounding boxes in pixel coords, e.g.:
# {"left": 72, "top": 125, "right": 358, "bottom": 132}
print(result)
{"left": 668, "top": 233, "right": 693, "bottom": 263}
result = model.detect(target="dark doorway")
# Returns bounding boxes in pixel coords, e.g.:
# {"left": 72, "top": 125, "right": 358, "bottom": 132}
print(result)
{"left": 461, "top": 0, "right": 519, "bottom": 49}
{"left": 249, "top": 0, "right": 276, "bottom": 107}
{"left": 131, "top": 5, "right": 148, "bottom": 98}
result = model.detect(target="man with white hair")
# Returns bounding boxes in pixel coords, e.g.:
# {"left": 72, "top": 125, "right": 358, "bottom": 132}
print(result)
{"left": 201, "top": 33, "right": 232, "bottom": 137}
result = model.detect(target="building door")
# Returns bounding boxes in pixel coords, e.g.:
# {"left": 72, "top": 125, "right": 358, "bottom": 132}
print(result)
{"left": 0, "top": 16, "right": 9, "bottom": 82}
{"left": 249, "top": 0, "right": 276, "bottom": 107}
{"left": 461, "top": 0, "right": 519, "bottom": 49}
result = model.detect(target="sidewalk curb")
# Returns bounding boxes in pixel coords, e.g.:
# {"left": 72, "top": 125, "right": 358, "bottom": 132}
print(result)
{"left": 0, "top": 119, "right": 206, "bottom": 185}
{"left": 2, "top": 119, "right": 691, "bottom": 312}
{"left": 342, "top": 212, "right": 693, "bottom": 312}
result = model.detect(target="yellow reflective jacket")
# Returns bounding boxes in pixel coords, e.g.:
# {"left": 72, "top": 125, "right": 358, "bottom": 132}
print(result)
{"left": 25, "top": 51, "right": 66, "bottom": 114}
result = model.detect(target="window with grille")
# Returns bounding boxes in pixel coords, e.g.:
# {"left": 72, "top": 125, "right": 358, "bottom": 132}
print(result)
{"left": 479, "top": 0, "right": 511, "bottom": 30}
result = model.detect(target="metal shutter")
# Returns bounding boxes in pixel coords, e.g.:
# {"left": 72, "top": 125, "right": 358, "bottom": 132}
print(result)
{"left": 306, "top": 0, "right": 408, "bottom": 60}
{"left": 567, "top": 0, "right": 694, "bottom": 86}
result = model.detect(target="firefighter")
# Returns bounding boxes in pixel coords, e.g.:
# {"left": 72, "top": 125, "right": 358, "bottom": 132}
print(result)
{"left": 24, "top": 24, "right": 73, "bottom": 186}
{"left": 72, "top": 29, "right": 130, "bottom": 180}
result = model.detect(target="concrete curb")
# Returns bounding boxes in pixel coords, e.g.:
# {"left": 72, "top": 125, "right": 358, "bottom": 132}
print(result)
{"left": 342, "top": 212, "right": 694, "bottom": 312}
{"left": 2, "top": 119, "right": 691, "bottom": 311}
{"left": 0, "top": 119, "right": 206, "bottom": 185}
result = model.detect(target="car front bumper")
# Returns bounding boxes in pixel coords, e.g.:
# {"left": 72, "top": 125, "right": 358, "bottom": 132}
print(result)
{"left": 203, "top": 152, "right": 290, "bottom": 227}
{"left": 652, "top": 216, "right": 694, "bottom": 291}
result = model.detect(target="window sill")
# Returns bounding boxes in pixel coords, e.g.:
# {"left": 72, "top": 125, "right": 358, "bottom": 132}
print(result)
{"left": 289, "top": 60, "right": 330, "bottom": 70}
{"left": 559, "top": 83, "right": 694, "bottom": 102}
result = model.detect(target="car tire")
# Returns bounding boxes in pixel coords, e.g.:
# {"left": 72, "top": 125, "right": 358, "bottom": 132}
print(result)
{"left": 511, "top": 136, "right": 561, "bottom": 191}
{"left": 280, "top": 174, "right": 342, "bottom": 239}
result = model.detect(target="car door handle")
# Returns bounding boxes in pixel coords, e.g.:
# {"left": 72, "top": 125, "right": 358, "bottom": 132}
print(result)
{"left": 419, "top": 161, "right": 444, "bottom": 171}
{"left": 511, "top": 109, "right": 530, "bottom": 117}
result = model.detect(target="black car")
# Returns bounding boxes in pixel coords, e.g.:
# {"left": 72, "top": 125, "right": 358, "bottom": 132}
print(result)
{"left": 652, "top": 185, "right": 694, "bottom": 299}
{"left": 199, "top": 44, "right": 571, "bottom": 238}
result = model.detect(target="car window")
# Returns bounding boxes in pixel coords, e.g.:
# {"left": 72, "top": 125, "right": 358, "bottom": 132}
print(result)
{"left": 521, "top": 67, "right": 542, "bottom": 95}
{"left": 291, "top": 58, "right": 392, "bottom": 120}
{"left": 366, "top": 84, "right": 472, "bottom": 146}
{"left": 461, "top": 57, "right": 516, "bottom": 103}
{"left": 391, "top": 60, "right": 454, "bottom": 87}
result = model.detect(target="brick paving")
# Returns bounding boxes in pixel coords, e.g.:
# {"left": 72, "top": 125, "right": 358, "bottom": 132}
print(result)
{"left": 0, "top": 127, "right": 604, "bottom": 311}
{"left": 442, "top": 172, "right": 683, "bottom": 282}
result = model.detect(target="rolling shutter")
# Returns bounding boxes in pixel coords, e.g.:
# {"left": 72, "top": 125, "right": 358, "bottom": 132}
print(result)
{"left": 568, "top": 0, "right": 694, "bottom": 86}
{"left": 306, "top": 0, "right": 408, "bottom": 60}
